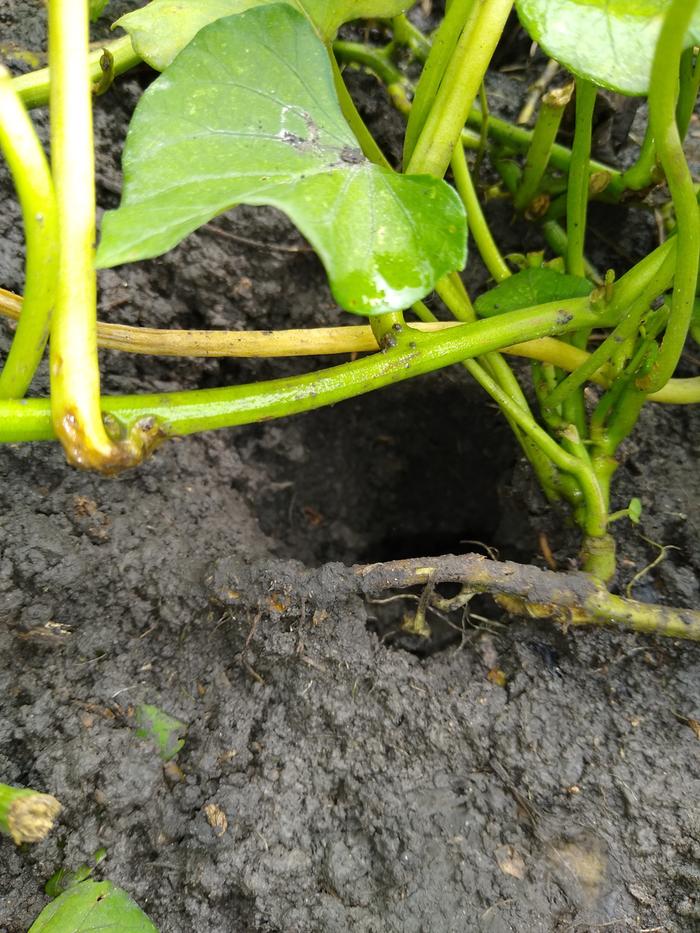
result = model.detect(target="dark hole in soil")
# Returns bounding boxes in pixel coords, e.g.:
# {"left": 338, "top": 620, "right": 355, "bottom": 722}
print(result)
{"left": 239, "top": 371, "right": 516, "bottom": 568}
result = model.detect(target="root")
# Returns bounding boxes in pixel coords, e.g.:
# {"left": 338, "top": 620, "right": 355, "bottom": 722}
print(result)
{"left": 353, "top": 554, "right": 700, "bottom": 642}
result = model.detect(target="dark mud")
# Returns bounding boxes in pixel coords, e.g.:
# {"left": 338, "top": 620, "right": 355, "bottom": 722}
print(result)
{"left": 1, "top": 3, "right": 699, "bottom": 931}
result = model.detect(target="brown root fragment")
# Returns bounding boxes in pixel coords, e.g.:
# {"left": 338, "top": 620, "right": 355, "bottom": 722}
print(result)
{"left": 353, "top": 554, "right": 700, "bottom": 641}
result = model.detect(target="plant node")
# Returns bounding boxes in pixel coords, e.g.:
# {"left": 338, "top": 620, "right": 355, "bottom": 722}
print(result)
{"left": 57, "top": 411, "right": 165, "bottom": 474}
{"left": 579, "top": 533, "right": 617, "bottom": 583}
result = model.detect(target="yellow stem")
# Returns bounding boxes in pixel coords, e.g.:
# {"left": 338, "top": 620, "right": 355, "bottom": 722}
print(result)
{"left": 0, "top": 288, "right": 694, "bottom": 404}
{"left": 48, "top": 0, "right": 156, "bottom": 472}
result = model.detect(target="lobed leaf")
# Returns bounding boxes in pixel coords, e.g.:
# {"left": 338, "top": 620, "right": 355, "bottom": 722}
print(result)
{"left": 97, "top": 5, "right": 466, "bottom": 316}
{"left": 28, "top": 880, "right": 158, "bottom": 933}
{"left": 516, "top": 0, "right": 700, "bottom": 95}
{"left": 115, "top": 0, "right": 410, "bottom": 70}
{"left": 474, "top": 267, "right": 592, "bottom": 317}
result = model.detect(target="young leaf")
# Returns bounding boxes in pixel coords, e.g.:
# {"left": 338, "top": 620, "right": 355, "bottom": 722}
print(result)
{"left": 516, "top": 0, "right": 700, "bottom": 95}
{"left": 28, "top": 880, "right": 158, "bottom": 933}
{"left": 474, "top": 267, "right": 592, "bottom": 317}
{"left": 45, "top": 850, "right": 108, "bottom": 898}
{"left": 628, "top": 497, "right": 642, "bottom": 524}
{"left": 97, "top": 5, "right": 466, "bottom": 316}
{"left": 134, "top": 704, "right": 187, "bottom": 761}
{"left": 115, "top": 0, "right": 409, "bottom": 70}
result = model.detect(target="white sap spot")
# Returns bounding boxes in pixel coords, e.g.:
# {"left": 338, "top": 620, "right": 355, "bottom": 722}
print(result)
{"left": 361, "top": 272, "right": 426, "bottom": 312}
{"left": 280, "top": 105, "right": 291, "bottom": 131}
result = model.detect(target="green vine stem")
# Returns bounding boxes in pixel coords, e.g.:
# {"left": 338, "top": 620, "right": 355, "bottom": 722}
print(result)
{"left": 406, "top": 0, "right": 514, "bottom": 177}
{"left": 48, "top": 0, "right": 156, "bottom": 471}
{"left": 514, "top": 82, "right": 573, "bottom": 213}
{"left": 427, "top": 220, "right": 557, "bottom": 507}
{"left": 0, "top": 286, "right": 695, "bottom": 401}
{"left": 403, "top": 0, "right": 477, "bottom": 165}
{"left": 0, "top": 66, "right": 58, "bottom": 399}
{"left": 496, "top": 73, "right": 643, "bottom": 578}
{"left": 330, "top": 54, "right": 391, "bottom": 168}
{"left": 642, "top": 0, "right": 700, "bottom": 393}
{"left": 332, "top": 32, "right": 625, "bottom": 198}
{"left": 0, "top": 295, "right": 620, "bottom": 445}
{"left": 12, "top": 26, "right": 629, "bottom": 208}
{"left": 389, "top": 13, "right": 432, "bottom": 62}
{"left": 437, "top": 146, "right": 573, "bottom": 507}
{"left": 11, "top": 25, "right": 630, "bottom": 211}
{"left": 445, "top": 348, "right": 610, "bottom": 546}
{"left": 494, "top": 157, "right": 603, "bottom": 283}
{"left": 620, "top": 123, "right": 659, "bottom": 192}
{"left": 566, "top": 79, "right": 597, "bottom": 278}
{"left": 400, "top": 9, "right": 562, "bottom": 506}
{"left": 592, "top": 314, "right": 667, "bottom": 453}
{"left": 333, "top": 39, "right": 404, "bottom": 88}
{"left": 450, "top": 143, "right": 511, "bottom": 282}
{"left": 464, "top": 108, "right": 624, "bottom": 198}
{"left": 543, "top": 247, "right": 677, "bottom": 411}
{"left": 0, "top": 216, "right": 683, "bottom": 450}
{"left": 12, "top": 34, "right": 140, "bottom": 109}
{"left": 676, "top": 45, "right": 700, "bottom": 142}
{"left": 0, "top": 783, "right": 62, "bottom": 845}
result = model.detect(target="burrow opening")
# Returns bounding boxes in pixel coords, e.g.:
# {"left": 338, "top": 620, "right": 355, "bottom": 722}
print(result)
{"left": 238, "top": 371, "right": 519, "bottom": 569}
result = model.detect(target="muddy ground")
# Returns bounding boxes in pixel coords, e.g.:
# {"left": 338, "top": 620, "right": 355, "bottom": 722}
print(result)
{"left": 1, "top": 3, "right": 699, "bottom": 931}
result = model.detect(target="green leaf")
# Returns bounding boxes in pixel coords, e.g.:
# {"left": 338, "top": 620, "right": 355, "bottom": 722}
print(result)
{"left": 628, "top": 497, "right": 642, "bottom": 524}
{"left": 97, "top": 5, "right": 466, "bottom": 316}
{"left": 45, "top": 851, "right": 108, "bottom": 898}
{"left": 89, "top": 0, "right": 111, "bottom": 21}
{"left": 115, "top": 0, "right": 256, "bottom": 71}
{"left": 474, "top": 267, "right": 592, "bottom": 317}
{"left": 299, "top": 0, "right": 410, "bottom": 40}
{"left": 28, "top": 880, "right": 158, "bottom": 933}
{"left": 134, "top": 704, "right": 187, "bottom": 761}
{"left": 516, "top": 0, "right": 700, "bottom": 95}
{"left": 115, "top": 0, "right": 409, "bottom": 70}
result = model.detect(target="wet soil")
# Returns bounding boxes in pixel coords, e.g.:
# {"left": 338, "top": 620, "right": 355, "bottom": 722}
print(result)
{"left": 1, "top": 3, "right": 699, "bottom": 931}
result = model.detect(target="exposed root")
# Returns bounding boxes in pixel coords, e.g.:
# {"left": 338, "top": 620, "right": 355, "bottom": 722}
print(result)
{"left": 353, "top": 553, "right": 700, "bottom": 642}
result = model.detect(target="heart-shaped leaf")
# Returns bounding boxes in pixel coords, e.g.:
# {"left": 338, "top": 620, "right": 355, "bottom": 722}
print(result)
{"left": 475, "top": 267, "right": 592, "bottom": 317}
{"left": 28, "top": 880, "right": 158, "bottom": 933}
{"left": 97, "top": 5, "right": 466, "bottom": 316}
{"left": 516, "top": 0, "right": 700, "bottom": 95}
{"left": 115, "top": 0, "right": 409, "bottom": 70}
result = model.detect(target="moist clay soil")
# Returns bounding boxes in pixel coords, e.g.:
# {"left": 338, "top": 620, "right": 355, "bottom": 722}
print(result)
{"left": 1, "top": 3, "right": 700, "bottom": 931}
